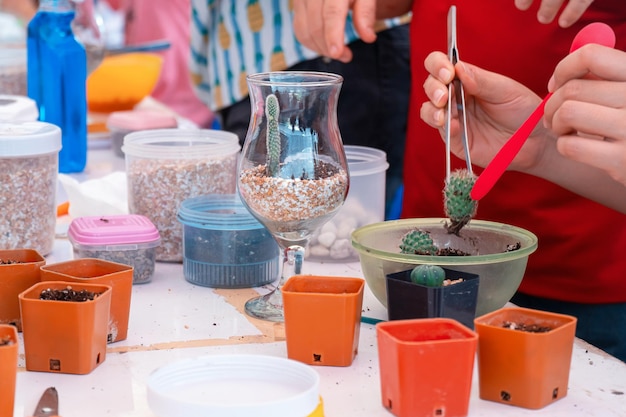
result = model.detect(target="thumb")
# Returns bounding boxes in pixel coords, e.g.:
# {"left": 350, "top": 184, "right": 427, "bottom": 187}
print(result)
{"left": 455, "top": 61, "right": 523, "bottom": 105}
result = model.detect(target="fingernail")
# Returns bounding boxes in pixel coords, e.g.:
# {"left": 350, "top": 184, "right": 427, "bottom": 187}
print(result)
{"left": 438, "top": 68, "right": 452, "bottom": 82}
{"left": 329, "top": 45, "right": 339, "bottom": 58}
{"left": 434, "top": 109, "right": 443, "bottom": 125}
{"left": 547, "top": 75, "right": 555, "bottom": 92}
{"left": 433, "top": 89, "right": 445, "bottom": 105}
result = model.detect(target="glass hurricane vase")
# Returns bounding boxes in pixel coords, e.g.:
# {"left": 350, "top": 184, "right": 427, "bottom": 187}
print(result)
{"left": 237, "top": 71, "right": 349, "bottom": 322}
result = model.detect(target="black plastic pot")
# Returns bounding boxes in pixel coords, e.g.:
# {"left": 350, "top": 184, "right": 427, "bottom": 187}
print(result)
{"left": 385, "top": 268, "right": 479, "bottom": 329}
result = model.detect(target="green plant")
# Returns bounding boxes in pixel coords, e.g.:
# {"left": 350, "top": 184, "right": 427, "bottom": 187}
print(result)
{"left": 265, "top": 93, "right": 281, "bottom": 177}
{"left": 444, "top": 169, "right": 478, "bottom": 235}
{"left": 399, "top": 230, "right": 437, "bottom": 255}
{"left": 410, "top": 264, "right": 446, "bottom": 287}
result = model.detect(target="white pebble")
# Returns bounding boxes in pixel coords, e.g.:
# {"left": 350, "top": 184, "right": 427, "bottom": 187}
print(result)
{"left": 309, "top": 245, "right": 330, "bottom": 257}
{"left": 317, "top": 231, "right": 337, "bottom": 248}
{"left": 329, "top": 239, "right": 353, "bottom": 259}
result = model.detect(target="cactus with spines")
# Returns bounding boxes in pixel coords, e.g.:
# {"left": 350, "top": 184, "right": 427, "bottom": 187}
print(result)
{"left": 410, "top": 264, "right": 446, "bottom": 287}
{"left": 400, "top": 229, "right": 438, "bottom": 255}
{"left": 444, "top": 168, "right": 478, "bottom": 235}
{"left": 265, "top": 93, "right": 280, "bottom": 177}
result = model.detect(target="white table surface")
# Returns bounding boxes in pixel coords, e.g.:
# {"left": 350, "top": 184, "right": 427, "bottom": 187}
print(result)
{"left": 12, "top": 146, "right": 626, "bottom": 417}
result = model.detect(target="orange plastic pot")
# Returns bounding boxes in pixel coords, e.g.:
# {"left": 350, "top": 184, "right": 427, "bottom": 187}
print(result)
{"left": 282, "top": 275, "right": 364, "bottom": 367}
{"left": 376, "top": 318, "right": 478, "bottom": 417}
{"left": 40, "top": 258, "right": 133, "bottom": 343}
{"left": 474, "top": 306, "right": 577, "bottom": 409}
{"left": 0, "top": 325, "right": 18, "bottom": 417}
{"left": 19, "top": 281, "right": 112, "bottom": 375}
{"left": 0, "top": 249, "right": 45, "bottom": 331}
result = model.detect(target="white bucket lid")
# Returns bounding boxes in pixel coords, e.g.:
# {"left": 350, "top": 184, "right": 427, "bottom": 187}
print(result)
{"left": 0, "top": 95, "right": 39, "bottom": 122}
{"left": 0, "top": 121, "right": 62, "bottom": 157}
{"left": 147, "top": 354, "right": 320, "bottom": 417}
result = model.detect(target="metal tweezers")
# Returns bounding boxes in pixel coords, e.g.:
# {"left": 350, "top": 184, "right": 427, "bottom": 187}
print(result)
{"left": 445, "top": 5, "right": 473, "bottom": 181}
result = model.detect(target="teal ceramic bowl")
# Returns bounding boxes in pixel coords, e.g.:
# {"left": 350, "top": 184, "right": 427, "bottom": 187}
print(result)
{"left": 351, "top": 218, "right": 538, "bottom": 316}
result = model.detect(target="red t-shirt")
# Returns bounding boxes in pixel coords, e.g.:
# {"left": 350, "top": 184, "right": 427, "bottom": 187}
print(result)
{"left": 404, "top": 0, "right": 626, "bottom": 303}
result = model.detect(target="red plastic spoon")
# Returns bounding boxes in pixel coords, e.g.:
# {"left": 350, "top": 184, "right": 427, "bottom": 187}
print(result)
{"left": 470, "top": 22, "right": 616, "bottom": 201}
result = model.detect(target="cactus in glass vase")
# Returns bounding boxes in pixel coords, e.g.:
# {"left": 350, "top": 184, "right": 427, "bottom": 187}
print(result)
{"left": 400, "top": 229, "right": 438, "bottom": 255}
{"left": 444, "top": 168, "right": 478, "bottom": 235}
{"left": 265, "top": 93, "right": 280, "bottom": 177}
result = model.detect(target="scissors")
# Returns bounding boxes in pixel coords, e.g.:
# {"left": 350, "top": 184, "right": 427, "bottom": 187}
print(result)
{"left": 445, "top": 5, "right": 473, "bottom": 181}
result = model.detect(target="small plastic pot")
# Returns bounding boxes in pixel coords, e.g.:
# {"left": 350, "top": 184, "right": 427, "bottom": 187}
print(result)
{"left": 0, "top": 248, "right": 46, "bottom": 331}
{"left": 386, "top": 267, "right": 479, "bottom": 329}
{"left": 40, "top": 258, "right": 133, "bottom": 343}
{"left": 376, "top": 318, "right": 477, "bottom": 417}
{"left": 19, "top": 281, "right": 112, "bottom": 375}
{"left": 0, "top": 324, "right": 19, "bottom": 417}
{"left": 474, "top": 306, "right": 577, "bottom": 409}
{"left": 282, "top": 275, "right": 364, "bottom": 366}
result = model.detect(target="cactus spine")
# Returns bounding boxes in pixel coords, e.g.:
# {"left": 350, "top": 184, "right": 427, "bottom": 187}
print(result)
{"left": 265, "top": 93, "right": 280, "bottom": 177}
{"left": 400, "top": 229, "right": 438, "bottom": 255}
{"left": 444, "top": 168, "right": 478, "bottom": 235}
{"left": 410, "top": 264, "right": 446, "bottom": 287}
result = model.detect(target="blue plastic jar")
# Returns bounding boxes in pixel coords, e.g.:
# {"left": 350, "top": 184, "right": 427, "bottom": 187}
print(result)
{"left": 177, "top": 195, "right": 280, "bottom": 288}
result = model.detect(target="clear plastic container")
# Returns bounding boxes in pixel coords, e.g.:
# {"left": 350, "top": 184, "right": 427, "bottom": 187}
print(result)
{"left": 0, "top": 122, "right": 61, "bottom": 255}
{"left": 0, "top": 46, "right": 27, "bottom": 96}
{"left": 68, "top": 214, "right": 161, "bottom": 284}
{"left": 122, "top": 129, "right": 241, "bottom": 262}
{"left": 106, "top": 110, "right": 178, "bottom": 157}
{"left": 307, "top": 145, "right": 389, "bottom": 262}
{"left": 177, "top": 194, "right": 280, "bottom": 288}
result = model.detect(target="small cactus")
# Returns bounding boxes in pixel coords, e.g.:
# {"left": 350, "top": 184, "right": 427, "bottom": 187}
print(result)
{"left": 399, "top": 229, "right": 438, "bottom": 255}
{"left": 410, "top": 264, "right": 446, "bottom": 287}
{"left": 444, "top": 169, "right": 478, "bottom": 235}
{"left": 265, "top": 93, "right": 280, "bottom": 177}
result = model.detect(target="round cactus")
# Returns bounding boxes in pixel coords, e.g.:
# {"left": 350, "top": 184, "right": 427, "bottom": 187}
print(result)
{"left": 410, "top": 264, "right": 446, "bottom": 287}
{"left": 399, "top": 229, "right": 438, "bottom": 255}
{"left": 444, "top": 169, "right": 478, "bottom": 235}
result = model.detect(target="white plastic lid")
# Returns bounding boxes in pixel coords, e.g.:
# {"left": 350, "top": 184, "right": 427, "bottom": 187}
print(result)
{"left": 0, "top": 121, "right": 62, "bottom": 157}
{"left": 0, "top": 95, "right": 39, "bottom": 122}
{"left": 147, "top": 354, "right": 320, "bottom": 417}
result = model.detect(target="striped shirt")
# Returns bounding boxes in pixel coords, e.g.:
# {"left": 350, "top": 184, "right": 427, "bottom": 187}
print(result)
{"left": 189, "top": 0, "right": 410, "bottom": 111}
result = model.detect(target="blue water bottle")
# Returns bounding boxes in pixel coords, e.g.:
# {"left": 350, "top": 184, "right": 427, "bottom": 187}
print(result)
{"left": 27, "top": 0, "right": 87, "bottom": 173}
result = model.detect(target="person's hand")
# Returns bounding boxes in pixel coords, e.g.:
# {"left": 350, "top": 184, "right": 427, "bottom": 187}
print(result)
{"left": 420, "top": 51, "right": 548, "bottom": 171}
{"left": 514, "top": 0, "right": 594, "bottom": 28}
{"left": 292, "top": 0, "right": 377, "bottom": 63}
{"left": 545, "top": 44, "right": 626, "bottom": 186}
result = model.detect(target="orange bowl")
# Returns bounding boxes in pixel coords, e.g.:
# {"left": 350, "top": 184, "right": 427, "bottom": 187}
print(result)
{"left": 87, "top": 53, "right": 163, "bottom": 113}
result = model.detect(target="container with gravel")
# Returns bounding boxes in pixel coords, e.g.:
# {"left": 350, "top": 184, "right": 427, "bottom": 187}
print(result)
{"left": 68, "top": 214, "right": 161, "bottom": 284}
{"left": 122, "top": 129, "right": 241, "bottom": 262}
{"left": 0, "top": 122, "right": 61, "bottom": 255}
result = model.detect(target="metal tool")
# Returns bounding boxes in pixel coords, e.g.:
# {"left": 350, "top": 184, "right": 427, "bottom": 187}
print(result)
{"left": 31, "top": 387, "right": 60, "bottom": 417}
{"left": 445, "top": 5, "right": 473, "bottom": 181}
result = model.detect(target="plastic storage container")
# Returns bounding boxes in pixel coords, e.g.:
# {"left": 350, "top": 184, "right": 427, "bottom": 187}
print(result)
{"left": 177, "top": 194, "right": 280, "bottom": 288}
{"left": 122, "top": 129, "right": 241, "bottom": 262}
{"left": 0, "top": 122, "right": 61, "bottom": 255}
{"left": 107, "top": 109, "right": 177, "bottom": 157}
{"left": 307, "top": 145, "right": 388, "bottom": 262}
{"left": 68, "top": 214, "right": 160, "bottom": 284}
{"left": 0, "top": 46, "right": 27, "bottom": 96}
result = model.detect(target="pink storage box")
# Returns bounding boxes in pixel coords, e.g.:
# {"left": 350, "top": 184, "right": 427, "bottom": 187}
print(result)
{"left": 107, "top": 110, "right": 177, "bottom": 157}
{"left": 68, "top": 214, "right": 160, "bottom": 284}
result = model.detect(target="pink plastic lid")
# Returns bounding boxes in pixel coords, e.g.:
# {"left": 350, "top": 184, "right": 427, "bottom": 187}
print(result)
{"left": 106, "top": 110, "right": 178, "bottom": 131}
{"left": 68, "top": 214, "right": 160, "bottom": 246}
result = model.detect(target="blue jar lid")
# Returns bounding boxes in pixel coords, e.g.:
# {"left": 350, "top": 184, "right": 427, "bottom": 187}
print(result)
{"left": 177, "top": 194, "right": 264, "bottom": 231}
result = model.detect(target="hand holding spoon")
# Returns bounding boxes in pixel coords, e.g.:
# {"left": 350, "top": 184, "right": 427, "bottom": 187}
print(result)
{"left": 470, "top": 22, "right": 616, "bottom": 201}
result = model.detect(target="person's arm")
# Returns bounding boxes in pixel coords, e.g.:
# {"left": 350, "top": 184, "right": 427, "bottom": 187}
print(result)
{"left": 292, "top": 0, "right": 412, "bottom": 63}
{"left": 420, "top": 51, "right": 626, "bottom": 213}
